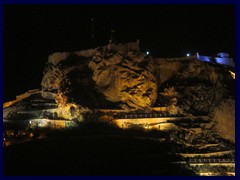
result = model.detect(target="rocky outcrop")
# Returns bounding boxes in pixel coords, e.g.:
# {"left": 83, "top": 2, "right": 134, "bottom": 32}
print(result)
{"left": 41, "top": 46, "right": 234, "bottom": 113}
{"left": 89, "top": 50, "right": 157, "bottom": 110}
{"left": 4, "top": 43, "right": 235, "bottom": 143}
{"left": 157, "top": 58, "right": 234, "bottom": 114}
{"left": 41, "top": 47, "right": 158, "bottom": 110}
{"left": 41, "top": 53, "right": 109, "bottom": 108}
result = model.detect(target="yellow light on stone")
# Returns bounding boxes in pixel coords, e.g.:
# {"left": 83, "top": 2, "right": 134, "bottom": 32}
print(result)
{"left": 229, "top": 71, "right": 235, "bottom": 79}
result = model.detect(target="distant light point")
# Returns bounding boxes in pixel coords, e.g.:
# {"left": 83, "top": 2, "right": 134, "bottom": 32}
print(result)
{"left": 186, "top": 53, "right": 190, "bottom": 57}
{"left": 146, "top": 51, "right": 150, "bottom": 55}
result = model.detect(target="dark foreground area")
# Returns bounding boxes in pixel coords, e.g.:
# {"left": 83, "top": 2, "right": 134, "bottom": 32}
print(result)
{"left": 4, "top": 124, "right": 195, "bottom": 176}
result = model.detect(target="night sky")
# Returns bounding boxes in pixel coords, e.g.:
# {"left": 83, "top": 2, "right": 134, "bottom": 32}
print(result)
{"left": 4, "top": 4, "right": 235, "bottom": 102}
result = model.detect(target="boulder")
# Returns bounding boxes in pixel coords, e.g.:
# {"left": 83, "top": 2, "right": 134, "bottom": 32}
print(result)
{"left": 89, "top": 50, "right": 157, "bottom": 110}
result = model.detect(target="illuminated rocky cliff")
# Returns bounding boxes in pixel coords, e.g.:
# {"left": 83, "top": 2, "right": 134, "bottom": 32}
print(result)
{"left": 4, "top": 43, "right": 235, "bottom": 142}
{"left": 41, "top": 46, "right": 157, "bottom": 110}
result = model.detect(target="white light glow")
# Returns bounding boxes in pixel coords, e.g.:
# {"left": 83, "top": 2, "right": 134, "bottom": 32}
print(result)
{"left": 146, "top": 51, "right": 149, "bottom": 55}
{"left": 186, "top": 53, "right": 190, "bottom": 57}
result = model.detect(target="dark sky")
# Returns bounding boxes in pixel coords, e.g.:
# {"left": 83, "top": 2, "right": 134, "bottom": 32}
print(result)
{"left": 3, "top": 4, "right": 235, "bottom": 102}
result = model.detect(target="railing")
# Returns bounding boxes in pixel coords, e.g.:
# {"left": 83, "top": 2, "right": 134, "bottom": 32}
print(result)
{"left": 114, "top": 112, "right": 177, "bottom": 119}
{"left": 189, "top": 158, "right": 235, "bottom": 164}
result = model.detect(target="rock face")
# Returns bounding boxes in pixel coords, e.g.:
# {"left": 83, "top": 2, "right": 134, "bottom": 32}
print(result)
{"left": 89, "top": 50, "right": 157, "bottom": 110}
{"left": 41, "top": 53, "right": 110, "bottom": 108}
{"left": 41, "top": 47, "right": 158, "bottom": 110}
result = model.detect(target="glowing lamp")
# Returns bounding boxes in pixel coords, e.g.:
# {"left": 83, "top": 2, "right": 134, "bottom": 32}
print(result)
{"left": 186, "top": 53, "right": 190, "bottom": 57}
{"left": 146, "top": 51, "right": 149, "bottom": 55}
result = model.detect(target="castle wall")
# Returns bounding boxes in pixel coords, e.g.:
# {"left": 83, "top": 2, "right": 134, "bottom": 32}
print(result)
{"left": 215, "top": 57, "right": 235, "bottom": 67}
{"left": 107, "top": 41, "right": 140, "bottom": 54}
